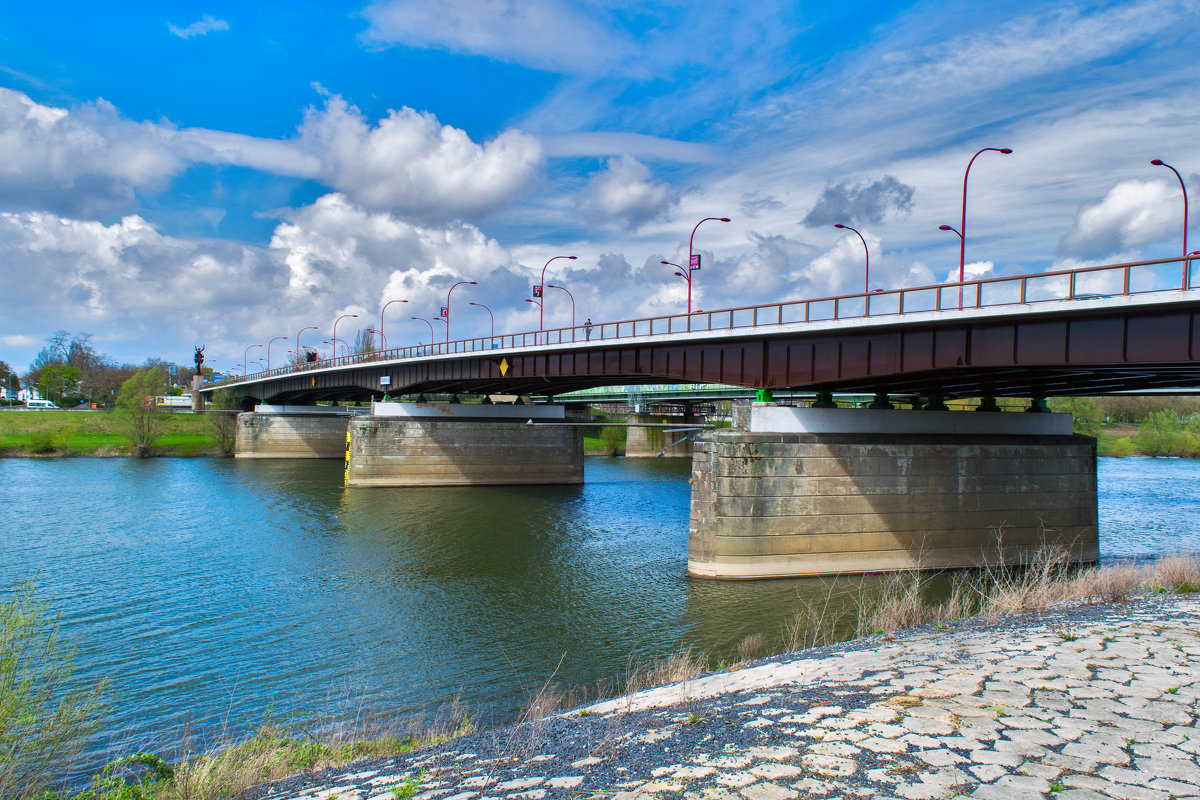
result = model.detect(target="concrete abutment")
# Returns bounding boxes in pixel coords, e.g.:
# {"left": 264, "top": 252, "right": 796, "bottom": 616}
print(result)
{"left": 625, "top": 412, "right": 703, "bottom": 459}
{"left": 235, "top": 406, "right": 352, "bottom": 459}
{"left": 688, "top": 405, "right": 1098, "bottom": 579}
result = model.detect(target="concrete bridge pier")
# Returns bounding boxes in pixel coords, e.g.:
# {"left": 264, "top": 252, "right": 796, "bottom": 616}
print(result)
{"left": 625, "top": 407, "right": 704, "bottom": 459}
{"left": 235, "top": 405, "right": 355, "bottom": 458}
{"left": 344, "top": 402, "right": 583, "bottom": 487}
{"left": 688, "top": 404, "right": 1098, "bottom": 579}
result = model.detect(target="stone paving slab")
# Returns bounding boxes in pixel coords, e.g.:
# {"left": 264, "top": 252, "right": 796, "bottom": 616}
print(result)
{"left": 246, "top": 595, "right": 1200, "bottom": 800}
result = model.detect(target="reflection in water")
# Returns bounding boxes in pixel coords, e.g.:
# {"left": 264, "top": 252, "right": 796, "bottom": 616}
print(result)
{"left": 0, "top": 455, "right": 1196, "bottom": 782}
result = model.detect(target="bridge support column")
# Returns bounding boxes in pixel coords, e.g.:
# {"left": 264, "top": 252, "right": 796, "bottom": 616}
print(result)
{"left": 235, "top": 405, "right": 352, "bottom": 458}
{"left": 345, "top": 402, "right": 583, "bottom": 487}
{"left": 688, "top": 405, "right": 1097, "bottom": 579}
{"left": 625, "top": 411, "right": 704, "bottom": 459}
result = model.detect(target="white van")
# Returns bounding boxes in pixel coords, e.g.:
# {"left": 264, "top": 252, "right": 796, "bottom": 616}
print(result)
{"left": 25, "top": 399, "right": 59, "bottom": 409}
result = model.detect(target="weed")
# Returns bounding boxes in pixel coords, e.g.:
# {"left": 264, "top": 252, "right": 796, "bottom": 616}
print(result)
{"left": 390, "top": 770, "right": 427, "bottom": 800}
{"left": 1049, "top": 781, "right": 1064, "bottom": 792}
{"left": 685, "top": 713, "right": 700, "bottom": 725}
{"left": 1177, "top": 581, "right": 1200, "bottom": 594}
{"left": 1167, "top": 687, "right": 1179, "bottom": 694}
{"left": 1103, "top": 636, "right": 1114, "bottom": 642}
{"left": 1059, "top": 631, "right": 1078, "bottom": 642}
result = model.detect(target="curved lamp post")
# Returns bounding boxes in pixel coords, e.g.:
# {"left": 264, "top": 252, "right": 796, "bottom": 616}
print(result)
{"left": 686, "top": 217, "right": 731, "bottom": 314}
{"left": 380, "top": 299, "right": 408, "bottom": 344}
{"left": 445, "top": 281, "right": 477, "bottom": 343}
{"left": 296, "top": 325, "right": 318, "bottom": 365}
{"left": 662, "top": 260, "right": 690, "bottom": 288}
{"left": 242, "top": 343, "right": 262, "bottom": 376}
{"left": 332, "top": 314, "right": 359, "bottom": 357}
{"left": 469, "top": 302, "right": 494, "bottom": 338}
{"left": 1151, "top": 159, "right": 1190, "bottom": 288}
{"left": 834, "top": 224, "right": 869, "bottom": 296}
{"left": 266, "top": 336, "right": 287, "bottom": 370}
{"left": 537, "top": 256, "right": 577, "bottom": 330}
{"left": 411, "top": 316, "right": 435, "bottom": 346}
{"left": 545, "top": 284, "right": 575, "bottom": 328}
{"left": 957, "top": 147, "right": 1012, "bottom": 308}
{"left": 367, "top": 327, "right": 387, "bottom": 351}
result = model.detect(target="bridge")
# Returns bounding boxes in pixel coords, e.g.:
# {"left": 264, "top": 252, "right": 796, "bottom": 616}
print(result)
{"left": 203, "top": 255, "right": 1199, "bottom": 581}
{"left": 204, "top": 256, "right": 1200, "bottom": 405}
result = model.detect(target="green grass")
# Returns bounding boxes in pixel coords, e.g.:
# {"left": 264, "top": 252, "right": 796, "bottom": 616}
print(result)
{"left": 0, "top": 410, "right": 216, "bottom": 456}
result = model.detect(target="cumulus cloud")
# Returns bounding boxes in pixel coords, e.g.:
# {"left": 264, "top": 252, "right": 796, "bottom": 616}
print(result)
{"left": 361, "top": 0, "right": 630, "bottom": 74}
{"left": 801, "top": 175, "right": 914, "bottom": 228}
{"left": 576, "top": 156, "right": 676, "bottom": 230}
{"left": 167, "top": 15, "right": 230, "bottom": 39}
{"left": 1056, "top": 179, "right": 1183, "bottom": 262}
{"left": 789, "top": 231, "right": 877, "bottom": 297}
{"left": 0, "top": 89, "right": 183, "bottom": 217}
{"left": 294, "top": 96, "right": 543, "bottom": 222}
{"left": 739, "top": 192, "right": 785, "bottom": 219}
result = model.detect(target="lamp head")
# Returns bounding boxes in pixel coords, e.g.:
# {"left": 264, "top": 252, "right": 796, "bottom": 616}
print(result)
{"left": 568, "top": 256, "right": 577, "bottom": 260}
{"left": 939, "top": 225, "right": 953, "bottom": 231}
{"left": 1151, "top": 159, "right": 1164, "bottom": 166}
{"left": 999, "top": 148, "right": 1013, "bottom": 154}
{"left": 719, "top": 218, "right": 731, "bottom": 222}
{"left": 469, "top": 281, "right": 478, "bottom": 285}
{"left": 834, "top": 224, "right": 846, "bottom": 229}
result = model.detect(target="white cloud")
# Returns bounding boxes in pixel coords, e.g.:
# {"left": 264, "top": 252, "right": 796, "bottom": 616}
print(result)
{"left": 577, "top": 156, "right": 676, "bottom": 230}
{"left": 1057, "top": 179, "right": 1180, "bottom": 262}
{"left": 0, "top": 89, "right": 183, "bottom": 216}
{"left": 294, "top": 96, "right": 544, "bottom": 222}
{"left": 543, "top": 133, "right": 719, "bottom": 163}
{"left": 167, "top": 15, "right": 230, "bottom": 39}
{"left": 361, "top": 0, "right": 630, "bottom": 74}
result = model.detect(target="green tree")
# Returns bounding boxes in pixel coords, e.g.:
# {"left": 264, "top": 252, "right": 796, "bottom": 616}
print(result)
{"left": 1136, "top": 408, "right": 1182, "bottom": 457}
{"left": 206, "top": 388, "right": 242, "bottom": 457}
{"left": 116, "top": 367, "right": 167, "bottom": 457}
{"left": 37, "top": 363, "right": 82, "bottom": 405}
{"left": 0, "top": 581, "right": 108, "bottom": 799}
{"left": 1048, "top": 397, "right": 1102, "bottom": 437}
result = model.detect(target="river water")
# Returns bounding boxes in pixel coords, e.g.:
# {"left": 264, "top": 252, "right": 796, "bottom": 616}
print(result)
{"left": 1, "top": 455, "right": 1197, "bottom": 779}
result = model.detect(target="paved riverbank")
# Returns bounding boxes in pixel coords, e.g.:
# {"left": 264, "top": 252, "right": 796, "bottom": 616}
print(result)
{"left": 250, "top": 595, "right": 1200, "bottom": 800}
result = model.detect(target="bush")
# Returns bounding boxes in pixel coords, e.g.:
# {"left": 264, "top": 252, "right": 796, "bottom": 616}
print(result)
{"left": 116, "top": 368, "right": 167, "bottom": 457}
{"left": 26, "top": 430, "right": 57, "bottom": 454}
{"left": 206, "top": 389, "right": 240, "bottom": 457}
{"left": 0, "top": 581, "right": 108, "bottom": 799}
{"left": 1106, "top": 436, "right": 1136, "bottom": 457}
{"left": 600, "top": 426, "right": 625, "bottom": 456}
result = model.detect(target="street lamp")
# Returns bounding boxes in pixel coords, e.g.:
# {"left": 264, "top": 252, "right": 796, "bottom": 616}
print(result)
{"left": 380, "top": 299, "right": 408, "bottom": 344}
{"left": 469, "top": 302, "right": 495, "bottom": 338}
{"left": 957, "top": 147, "right": 1012, "bottom": 308}
{"left": 411, "top": 316, "right": 435, "bottom": 346}
{"left": 536, "top": 255, "right": 577, "bottom": 330}
{"left": 834, "top": 224, "right": 869, "bottom": 296}
{"left": 367, "top": 327, "right": 387, "bottom": 351}
{"left": 333, "top": 314, "right": 359, "bottom": 357}
{"left": 445, "top": 280, "right": 477, "bottom": 343}
{"left": 545, "top": 284, "right": 575, "bottom": 328}
{"left": 296, "top": 325, "right": 318, "bottom": 365}
{"left": 939, "top": 224, "right": 963, "bottom": 239}
{"left": 1151, "top": 159, "right": 1190, "bottom": 288}
{"left": 685, "top": 217, "right": 731, "bottom": 314}
{"left": 242, "top": 343, "right": 262, "bottom": 376}
{"left": 266, "top": 336, "right": 287, "bottom": 370}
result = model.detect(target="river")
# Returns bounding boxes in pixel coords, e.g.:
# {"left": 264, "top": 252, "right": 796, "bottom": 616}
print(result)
{"left": 1, "top": 455, "right": 1197, "bottom": 780}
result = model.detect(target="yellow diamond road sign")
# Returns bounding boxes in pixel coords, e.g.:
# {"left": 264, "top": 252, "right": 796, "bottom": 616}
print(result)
{"left": 499, "top": 358, "right": 509, "bottom": 376}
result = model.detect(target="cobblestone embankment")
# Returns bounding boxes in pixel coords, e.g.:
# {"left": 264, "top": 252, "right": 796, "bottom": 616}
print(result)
{"left": 250, "top": 595, "right": 1200, "bottom": 800}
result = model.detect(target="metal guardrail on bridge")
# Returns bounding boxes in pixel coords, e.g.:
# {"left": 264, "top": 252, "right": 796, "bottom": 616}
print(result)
{"left": 206, "top": 255, "right": 1196, "bottom": 390}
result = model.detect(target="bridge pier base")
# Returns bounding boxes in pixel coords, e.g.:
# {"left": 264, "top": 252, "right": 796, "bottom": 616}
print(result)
{"left": 235, "top": 405, "right": 353, "bottom": 458}
{"left": 345, "top": 402, "right": 583, "bottom": 487}
{"left": 688, "top": 405, "right": 1098, "bottom": 579}
{"left": 625, "top": 412, "right": 703, "bottom": 459}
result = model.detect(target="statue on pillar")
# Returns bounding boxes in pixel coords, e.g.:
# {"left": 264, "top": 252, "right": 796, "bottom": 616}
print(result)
{"left": 194, "top": 345, "right": 205, "bottom": 374}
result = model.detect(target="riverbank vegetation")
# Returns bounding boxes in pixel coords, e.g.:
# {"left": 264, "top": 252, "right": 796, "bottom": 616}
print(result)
{"left": 0, "top": 410, "right": 216, "bottom": 457}
{"left": 9, "top": 552, "right": 1200, "bottom": 799}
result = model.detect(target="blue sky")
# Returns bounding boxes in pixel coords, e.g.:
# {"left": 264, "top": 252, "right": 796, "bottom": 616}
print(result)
{"left": 1, "top": 0, "right": 1197, "bottom": 374}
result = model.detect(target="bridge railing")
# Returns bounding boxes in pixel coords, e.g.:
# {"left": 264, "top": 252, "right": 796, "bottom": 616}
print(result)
{"left": 207, "top": 255, "right": 1194, "bottom": 388}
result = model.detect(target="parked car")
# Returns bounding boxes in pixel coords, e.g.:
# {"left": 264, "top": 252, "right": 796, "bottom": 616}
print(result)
{"left": 25, "top": 399, "right": 59, "bottom": 409}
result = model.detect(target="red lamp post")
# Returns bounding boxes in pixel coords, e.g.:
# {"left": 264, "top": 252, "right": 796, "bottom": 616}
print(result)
{"left": 469, "top": 302, "right": 494, "bottom": 338}
{"left": 367, "top": 327, "right": 387, "bottom": 351}
{"left": 332, "top": 314, "right": 358, "bottom": 357}
{"left": 834, "top": 224, "right": 869, "bottom": 295}
{"left": 957, "top": 147, "right": 1012, "bottom": 308}
{"left": 411, "top": 317, "right": 435, "bottom": 344}
{"left": 266, "top": 336, "right": 287, "bottom": 370}
{"left": 545, "top": 284, "right": 575, "bottom": 328}
{"left": 1151, "top": 160, "right": 1190, "bottom": 289}
{"left": 242, "top": 343, "right": 262, "bottom": 376}
{"left": 536, "top": 256, "right": 576, "bottom": 330}
{"left": 445, "top": 281, "right": 477, "bottom": 343}
{"left": 685, "top": 217, "right": 731, "bottom": 314}
{"left": 380, "top": 299, "right": 408, "bottom": 344}
{"left": 296, "top": 326, "right": 318, "bottom": 365}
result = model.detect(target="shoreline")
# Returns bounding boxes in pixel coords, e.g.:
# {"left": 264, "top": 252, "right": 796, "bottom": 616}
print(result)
{"left": 245, "top": 592, "right": 1200, "bottom": 800}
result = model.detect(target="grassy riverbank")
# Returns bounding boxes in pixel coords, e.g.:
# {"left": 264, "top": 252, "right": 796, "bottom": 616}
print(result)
{"left": 0, "top": 410, "right": 217, "bottom": 456}
{"left": 14, "top": 552, "right": 1200, "bottom": 800}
